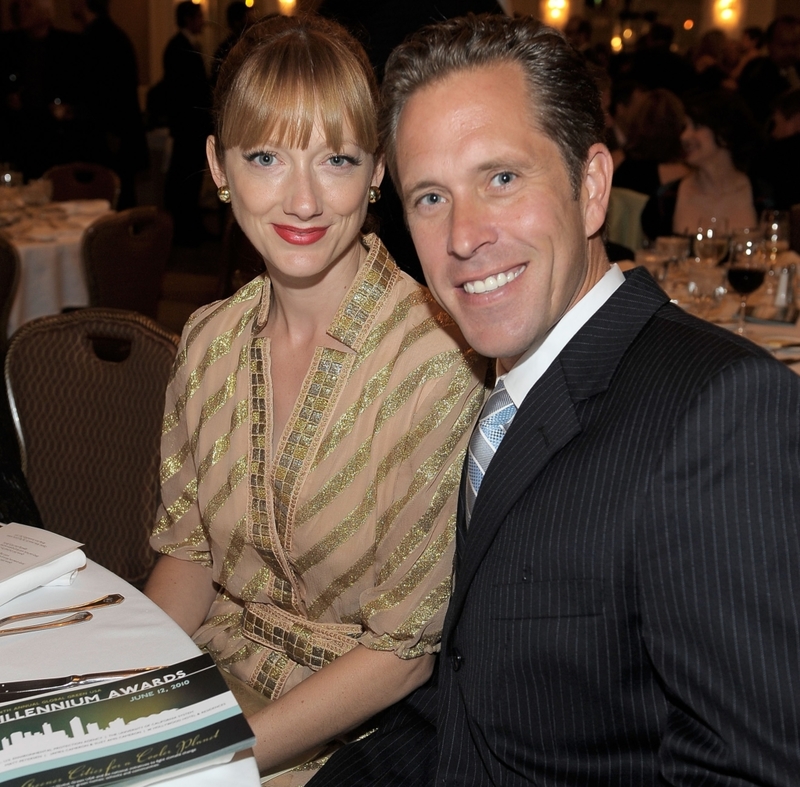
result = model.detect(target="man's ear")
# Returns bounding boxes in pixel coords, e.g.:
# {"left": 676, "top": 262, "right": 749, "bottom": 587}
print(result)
{"left": 206, "top": 136, "right": 226, "bottom": 188}
{"left": 581, "top": 143, "right": 613, "bottom": 239}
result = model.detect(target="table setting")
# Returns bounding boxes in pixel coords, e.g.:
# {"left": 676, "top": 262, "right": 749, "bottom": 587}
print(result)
{"left": 0, "top": 183, "right": 112, "bottom": 337}
{"left": 630, "top": 211, "right": 800, "bottom": 374}
{"left": 0, "top": 523, "right": 260, "bottom": 787}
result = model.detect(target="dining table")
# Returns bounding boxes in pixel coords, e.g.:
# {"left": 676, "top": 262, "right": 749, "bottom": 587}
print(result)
{"left": 0, "top": 194, "right": 112, "bottom": 337}
{"left": 0, "top": 558, "right": 261, "bottom": 786}
{"left": 625, "top": 249, "right": 800, "bottom": 375}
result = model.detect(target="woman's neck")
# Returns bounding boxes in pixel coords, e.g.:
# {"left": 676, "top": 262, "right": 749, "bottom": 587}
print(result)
{"left": 264, "top": 240, "right": 366, "bottom": 347}
{"left": 690, "top": 151, "right": 745, "bottom": 194}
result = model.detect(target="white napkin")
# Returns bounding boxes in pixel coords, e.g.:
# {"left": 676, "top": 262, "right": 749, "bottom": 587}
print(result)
{"left": 0, "top": 549, "right": 86, "bottom": 607}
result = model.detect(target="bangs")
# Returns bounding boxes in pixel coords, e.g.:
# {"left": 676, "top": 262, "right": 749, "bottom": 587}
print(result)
{"left": 216, "top": 24, "right": 378, "bottom": 157}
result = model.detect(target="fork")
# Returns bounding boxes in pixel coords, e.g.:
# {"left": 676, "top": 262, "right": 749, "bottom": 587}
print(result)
{"left": 0, "top": 593, "right": 124, "bottom": 628}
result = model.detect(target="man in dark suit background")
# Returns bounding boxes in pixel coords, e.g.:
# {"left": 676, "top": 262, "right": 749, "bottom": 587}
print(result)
{"left": 162, "top": 0, "right": 211, "bottom": 245}
{"left": 311, "top": 14, "right": 800, "bottom": 787}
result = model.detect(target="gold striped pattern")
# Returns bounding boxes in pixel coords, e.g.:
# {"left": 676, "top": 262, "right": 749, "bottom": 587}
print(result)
{"left": 151, "top": 235, "right": 488, "bottom": 700}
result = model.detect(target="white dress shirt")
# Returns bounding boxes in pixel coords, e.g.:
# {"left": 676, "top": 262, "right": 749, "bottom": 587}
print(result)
{"left": 501, "top": 264, "right": 625, "bottom": 408}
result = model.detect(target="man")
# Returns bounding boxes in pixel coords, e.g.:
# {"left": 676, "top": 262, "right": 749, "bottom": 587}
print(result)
{"left": 0, "top": 0, "right": 85, "bottom": 178}
{"left": 310, "top": 14, "right": 800, "bottom": 786}
{"left": 70, "top": 0, "right": 148, "bottom": 208}
{"left": 162, "top": 0, "right": 212, "bottom": 245}
{"left": 738, "top": 14, "right": 800, "bottom": 125}
{"left": 760, "top": 87, "right": 800, "bottom": 210}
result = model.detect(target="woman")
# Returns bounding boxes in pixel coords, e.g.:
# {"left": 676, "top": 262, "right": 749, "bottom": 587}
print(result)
{"left": 641, "top": 89, "right": 771, "bottom": 242}
{"left": 145, "top": 15, "right": 486, "bottom": 784}
{"left": 612, "top": 88, "right": 689, "bottom": 197}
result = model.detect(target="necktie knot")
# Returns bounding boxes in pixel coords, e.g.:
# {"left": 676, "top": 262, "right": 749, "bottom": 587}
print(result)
{"left": 465, "top": 379, "right": 517, "bottom": 523}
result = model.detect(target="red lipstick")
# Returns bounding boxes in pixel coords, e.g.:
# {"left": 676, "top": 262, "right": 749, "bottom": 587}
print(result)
{"left": 273, "top": 224, "right": 327, "bottom": 245}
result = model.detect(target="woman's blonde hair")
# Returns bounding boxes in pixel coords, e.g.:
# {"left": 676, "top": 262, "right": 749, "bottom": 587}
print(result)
{"left": 212, "top": 14, "right": 379, "bottom": 163}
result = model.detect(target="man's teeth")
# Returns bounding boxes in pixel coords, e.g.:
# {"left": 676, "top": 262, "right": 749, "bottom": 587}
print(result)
{"left": 463, "top": 268, "right": 521, "bottom": 294}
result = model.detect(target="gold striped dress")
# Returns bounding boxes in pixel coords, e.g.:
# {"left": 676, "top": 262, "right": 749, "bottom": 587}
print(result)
{"left": 151, "top": 234, "right": 487, "bottom": 704}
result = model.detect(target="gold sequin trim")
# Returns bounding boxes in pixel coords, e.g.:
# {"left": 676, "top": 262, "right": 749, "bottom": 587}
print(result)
{"left": 252, "top": 650, "right": 292, "bottom": 700}
{"left": 328, "top": 234, "right": 395, "bottom": 351}
{"left": 243, "top": 604, "right": 361, "bottom": 671}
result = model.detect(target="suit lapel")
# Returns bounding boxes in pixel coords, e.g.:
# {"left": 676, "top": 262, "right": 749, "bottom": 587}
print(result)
{"left": 447, "top": 267, "right": 670, "bottom": 631}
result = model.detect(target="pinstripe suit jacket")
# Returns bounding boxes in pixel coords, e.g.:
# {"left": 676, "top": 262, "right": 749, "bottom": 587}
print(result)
{"left": 310, "top": 266, "right": 800, "bottom": 786}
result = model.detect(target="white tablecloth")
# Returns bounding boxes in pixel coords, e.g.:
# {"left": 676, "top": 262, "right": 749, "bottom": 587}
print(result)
{"left": 2, "top": 200, "right": 112, "bottom": 337}
{"left": 0, "top": 559, "right": 260, "bottom": 786}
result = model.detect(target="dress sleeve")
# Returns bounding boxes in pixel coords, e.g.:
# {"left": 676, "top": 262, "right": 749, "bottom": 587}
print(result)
{"left": 356, "top": 343, "right": 487, "bottom": 659}
{"left": 149, "top": 317, "right": 213, "bottom": 566}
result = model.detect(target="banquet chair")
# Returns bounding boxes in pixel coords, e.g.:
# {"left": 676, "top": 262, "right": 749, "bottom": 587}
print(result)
{"left": 4, "top": 308, "right": 179, "bottom": 587}
{"left": 42, "top": 162, "right": 121, "bottom": 209}
{"left": 0, "top": 234, "right": 19, "bottom": 356}
{"left": 82, "top": 206, "right": 173, "bottom": 321}
{"left": 607, "top": 187, "right": 649, "bottom": 255}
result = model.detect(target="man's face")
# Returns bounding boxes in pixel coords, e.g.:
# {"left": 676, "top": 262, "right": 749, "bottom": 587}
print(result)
{"left": 395, "top": 62, "right": 610, "bottom": 371}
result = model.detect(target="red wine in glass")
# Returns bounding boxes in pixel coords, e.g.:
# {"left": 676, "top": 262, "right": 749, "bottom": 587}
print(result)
{"left": 727, "top": 267, "right": 765, "bottom": 295}
{"left": 727, "top": 266, "right": 766, "bottom": 334}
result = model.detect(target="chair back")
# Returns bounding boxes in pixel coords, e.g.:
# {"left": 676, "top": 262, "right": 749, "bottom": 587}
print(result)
{"left": 82, "top": 206, "right": 173, "bottom": 321}
{"left": 42, "top": 162, "right": 121, "bottom": 208}
{"left": 4, "top": 309, "right": 178, "bottom": 586}
{"left": 0, "top": 234, "right": 19, "bottom": 355}
{"left": 607, "top": 187, "right": 649, "bottom": 254}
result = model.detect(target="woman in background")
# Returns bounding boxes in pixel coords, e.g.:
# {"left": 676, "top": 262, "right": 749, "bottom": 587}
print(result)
{"left": 612, "top": 88, "right": 689, "bottom": 197}
{"left": 145, "top": 15, "right": 485, "bottom": 784}
{"left": 642, "top": 89, "right": 770, "bottom": 241}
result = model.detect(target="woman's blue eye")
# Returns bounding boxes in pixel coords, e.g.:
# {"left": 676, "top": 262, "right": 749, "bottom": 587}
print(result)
{"left": 329, "top": 155, "right": 359, "bottom": 167}
{"left": 257, "top": 153, "right": 275, "bottom": 166}
{"left": 419, "top": 193, "right": 441, "bottom": 206}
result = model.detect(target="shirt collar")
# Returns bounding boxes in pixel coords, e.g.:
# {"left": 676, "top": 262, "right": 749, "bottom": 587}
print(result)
{"left": 501, "top": 264, "right": 625, "bottom": 407}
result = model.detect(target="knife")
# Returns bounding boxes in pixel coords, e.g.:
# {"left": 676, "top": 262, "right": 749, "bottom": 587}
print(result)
{"left": 0, "top": 666, "right": 163, "bottom": 702}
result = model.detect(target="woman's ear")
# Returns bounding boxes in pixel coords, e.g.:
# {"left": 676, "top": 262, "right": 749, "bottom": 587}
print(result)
{"left": 581, "top": 142, "right": 613, "bottom": 239}
{"left": 206, "top": 136, "right": 226, "bottom": 188}
{"left": 371, "top": 155, "right": 386, "bottom": 189}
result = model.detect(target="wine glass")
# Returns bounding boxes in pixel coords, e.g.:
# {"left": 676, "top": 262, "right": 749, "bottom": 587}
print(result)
{"left": 694, "top": 218, "right": 729, "bottom": 268}
{"left": 726, "top": 239, "right": 767, "bottom": 335}
{"left": 761, "top": 209, "right": 790, "bottom": 262}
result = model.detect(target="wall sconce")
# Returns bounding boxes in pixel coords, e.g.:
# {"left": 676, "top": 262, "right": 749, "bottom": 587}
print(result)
{"left": 541, "top": 0, "right": 569, "bottom": 28}
{"left": 278, "top": 0, "right": 296, "bottom": 14}
{"left": 713, "top": 0, "right": 740, "bottom": 29}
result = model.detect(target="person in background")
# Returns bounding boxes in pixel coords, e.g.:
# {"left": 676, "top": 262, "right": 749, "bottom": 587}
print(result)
{"left": 641, "top": 88, "right": 770, "bottom": 241}
{"left": 210, "top": 0, "right": 257, "bottom": 87}
{"left": 308, "top": 13, "right": 800, "bottom": 786}
{"left": 737, "top": 14, "right": 800, "bottom": 126}
{"left": 758, "top": 87, "right": 800, "bottom": 210}
{"left": 0, "top": 0, "right": 86, "bottom": 178}
{"left": 730, "top": 25, "right": 765, "bottom": 83}
{"left": 69, "top": 0, "right": 148, "bottom": 209}
{"left": 162, "top": 0, "right": 212, "bottom": 246}
{"left": 145, "top": 14, "right": 485, "bottom": 785}
{"left": 612, "top": 87, "right": 689, "bottom": 197}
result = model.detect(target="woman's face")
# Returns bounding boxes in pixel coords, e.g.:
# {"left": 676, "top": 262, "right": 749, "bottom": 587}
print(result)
{"left": 208, "top": 119, "right": 384, "bottom": 287}
{"left": 681, "top": 118, "right": 721, "bottom": 167}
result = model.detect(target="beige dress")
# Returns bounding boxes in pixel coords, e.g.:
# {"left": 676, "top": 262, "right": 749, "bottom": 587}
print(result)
{"left": 151, "top": 235, "right": 486, "bottom": 781}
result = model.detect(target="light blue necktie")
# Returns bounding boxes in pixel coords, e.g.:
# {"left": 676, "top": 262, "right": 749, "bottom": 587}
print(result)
{"left": 465, "top": 379, "right": 517, "bottom": 524}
